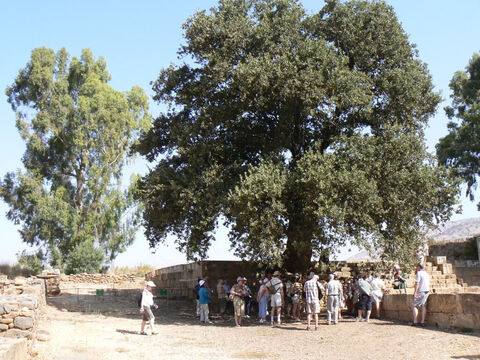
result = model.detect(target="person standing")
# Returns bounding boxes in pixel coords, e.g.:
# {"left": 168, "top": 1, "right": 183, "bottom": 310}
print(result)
{"left": 257, "top": 278, "right": 269, "bottom": 323}
{"left": 412, "top": 263, "right": 430, "bottom": 327}
{"left": 243, "top": 277, "right": 252, "bottom": 318}
{"left": 325, "top": 274, "right": 342, "bottom": 325}
{"left": 230, "top": 276, "right": 246, "bottom": 327}
{"left": 291, "top": 274, "right": 303, "bottom": 321}
{"left": 370, "top": 273, "right": 386, "bottom": 318}
{"left": 198, "top": 280, "right": 212, "bottom": 324}
{"left": 266, "top": 271, "right": 284, "bottom": 325}
{"left": 140, "top": 281, "right": 158, "bottom": 335}
{"left": 193, "top": 278, "right": 201, "bottom": 317}
{"left": 217, "top": 278, "right": 227, "bottom": 317}
{"left": 356, "top": 273, "right": 373, "bottom": 323}
{"left": 392, "top": 265, "right": 407, "bottom": 290}
{"left": 303, "top": 273, "right": 321, "bottom": 330}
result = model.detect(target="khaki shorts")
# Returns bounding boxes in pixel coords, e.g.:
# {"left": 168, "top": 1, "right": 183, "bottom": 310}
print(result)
{"left": 142, "top": 306, "right": 154, "bottom": 321}
{"left": 271, "top": 293, "right": 282, "bottom": 308}
{"left": 306, "top": 301, "right": 320, "bottom": 314}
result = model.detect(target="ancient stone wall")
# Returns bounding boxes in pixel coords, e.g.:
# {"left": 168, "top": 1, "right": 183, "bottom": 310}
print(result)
{"left": 145, "top": 260, "right": 260, "bottom": 308}
{"left": 383, "top": 289, "right": 480, "bottom": 330}
{"left": 60, "top": 273, "right": 138, "bottom": 284}
{"left": 0, "top": 275, "right": 46, "bottom": 359}
{"left": 452, "top": 260, "right": 480, "bottom": 287}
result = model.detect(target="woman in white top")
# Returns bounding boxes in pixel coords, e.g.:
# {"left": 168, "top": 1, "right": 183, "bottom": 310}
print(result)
{"left": 370, "top": 273, "right": 386, "bottom": 318}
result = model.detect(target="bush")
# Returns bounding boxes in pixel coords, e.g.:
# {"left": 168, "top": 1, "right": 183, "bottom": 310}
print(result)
{"left": 17, "top": 249, "right": 44, "bottom": 275}
{"left": 0, "top": 263, "right": 36, "bottom": 278}
{"left": 109, "top": 264, "right": 155, "bottom": 277}
{"left": 65, "top": 242, "right": 104, "bottom": 274}
{"left": 463, "top": 237, "right": 479, "bottom": 260}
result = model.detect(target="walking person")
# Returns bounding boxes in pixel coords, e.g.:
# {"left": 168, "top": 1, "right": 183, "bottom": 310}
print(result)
{"left": 257, "top": 278, "right": 269, "bottom": 323}
{"left": 325, "top": 274, "right": 342, "bottom": 325}
{"left": 230, "top": 276, "right": 246, "bottom": 327}
{"left": 140, "top": 281, "right": 158, "bottom": 335}
{"left": 199, "top": 280, "right": 212, "bottom": 324}
{"left": 303, "top": 273, "right": 321, "bottom": 331}
{"left": 371, "top": 273, "right": 386, "bottom": 318}
{"left": 266, "top": 270, "right": 284, "bottom": 325}
{"left": 412, "top": 263, "right": 430, "bottom": 327}
{"left": 356, "top": 273, "right": 373, "bottom": 323}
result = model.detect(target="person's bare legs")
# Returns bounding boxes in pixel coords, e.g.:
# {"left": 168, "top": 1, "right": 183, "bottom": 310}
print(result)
{"left": 314, "top": 313, "right": 318, "bottom": 329}
{"left": 307, "top": 313, "right": 312, "bottom": 329}
{"left": 366, "top": 310, "right": 371, "bottom": 322}
{"left": 412, "top": 306, "right": 419, "bottom": 324}
{"left": 421, "top": 305, "right": 427, "bottom": 324}
{"left": 140, "top": 320, "right": 146, "bottom": 333}
{"left": 357, "top": 309, "right": 363, "bottom": 321}
{"left": 277, "top": 307, "right": 282, "bottom": 324}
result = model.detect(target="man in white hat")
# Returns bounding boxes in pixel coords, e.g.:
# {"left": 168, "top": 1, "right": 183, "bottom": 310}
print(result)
{"left": 140, "top": 281, "right": 158, "bottom": 335}
{"left": 265, "top": 270, "right": 284, "bottom": 325}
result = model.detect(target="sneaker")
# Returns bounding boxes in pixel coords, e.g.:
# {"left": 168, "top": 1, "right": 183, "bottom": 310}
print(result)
{"left": 327, "top": 322, "right": 331, "bottom": 325}
{"left": 245, "top": 315, "right": 250, "bottom": 318}
{"left": 355, "top": 317, "right": 360, "bottom": 322}
{"left": 366, "top": 319, "right": 370, "bottom": 323}
{"left": 206, "top": 320, "right": 213, "bottom": 324}
{"left": 334, "top": 322, "right": 338, "bottom": 325}
{"left": 306, "top": 326, "right": 311, "bottom": 331}
{"left": 151, "top": 332, "right": 158, "bottom": 335}
{"left": 140, "top": 331, "right": 148, "bottom": 336}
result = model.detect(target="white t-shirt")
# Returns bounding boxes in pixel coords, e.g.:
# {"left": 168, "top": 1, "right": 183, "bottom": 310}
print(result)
{"left": 141, "top": 288, "right": 154, "bottom": 308}
{"left": 326, "top": 280, "right": 342, "bottom": 296}
{"left": 416, "top": 270, "right": 430, "bottom": 292}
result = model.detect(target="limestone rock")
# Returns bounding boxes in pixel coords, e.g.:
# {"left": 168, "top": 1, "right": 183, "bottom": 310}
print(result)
{"left": 0, "top": 324, "right": 7, "bottom": 331}
{"left": 13, "top": 317, "right": 33, "bottom": 330}
{"left": 36, "top": 330, "right": 50, "bottom": 342}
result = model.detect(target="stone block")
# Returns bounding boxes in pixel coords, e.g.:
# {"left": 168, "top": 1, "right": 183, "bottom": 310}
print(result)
{"left": 453, "top": 313, "right": 480, "bottom": 330}
{"left": 427, "top": 312, "right": 455, "bottom": 328}
{"left": 438, "top": 263, "right": 452, "bottom": 275}
{"left": 432, "top": 256, "right": 447, "bottom": 265}
{"left": 0, "top": 337, "right": 27, "bottom": 360}
{"left": 0, "top": 329, "right": 31, "bottom": 339}
{"left": 0, "top": 325, "right": 7, "bottom": 332}
{"left": 458, "top": 294, "right": 480, "bottom": 315}
{"left": 427, "top": 294, "right": 457, "bottom": 313}
{"left": 13, "top": 317, "right": 33, "bottom": 330}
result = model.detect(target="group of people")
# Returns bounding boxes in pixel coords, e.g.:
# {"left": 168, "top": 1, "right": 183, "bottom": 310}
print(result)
{"left": 138, "top": 262, "right": 431, "bottom": 334}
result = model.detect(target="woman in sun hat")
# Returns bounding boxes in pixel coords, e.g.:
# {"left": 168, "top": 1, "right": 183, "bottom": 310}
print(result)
{"left": 257, "top": 277, "right": 269, "bottom": 323}
{"left": 230, "top": 276, "right": 246, "bottom": 326}
{"left": 140, "top": 280, "right": 158, "bottom": 335}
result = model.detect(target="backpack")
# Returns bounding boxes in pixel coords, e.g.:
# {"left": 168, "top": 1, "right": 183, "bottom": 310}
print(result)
{"left": 137, "top": 291, "right": 142, "bottom": 307}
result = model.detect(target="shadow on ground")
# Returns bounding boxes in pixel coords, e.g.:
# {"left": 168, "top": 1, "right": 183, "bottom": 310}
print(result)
{"left": 46, "top": 290, "right": 480, "bottom": 337}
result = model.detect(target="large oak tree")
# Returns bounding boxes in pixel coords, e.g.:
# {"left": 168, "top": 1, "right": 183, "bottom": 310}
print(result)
{"left": 136, "top": 0, "right": 458, "bottom": 271}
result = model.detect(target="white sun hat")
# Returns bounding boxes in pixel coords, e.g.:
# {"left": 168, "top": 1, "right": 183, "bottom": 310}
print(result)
{"left": 146, "top": 281, "right": 156, "bottom": 287}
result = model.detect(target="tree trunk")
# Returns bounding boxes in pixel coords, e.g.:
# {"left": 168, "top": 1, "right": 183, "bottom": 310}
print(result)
{"left": 283, "top": 236, "right": 312, "bottom": 273}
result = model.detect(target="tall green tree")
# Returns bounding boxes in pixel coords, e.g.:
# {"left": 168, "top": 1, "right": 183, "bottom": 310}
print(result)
{"left": 1, "top": 47, "right": 150, "bottom": 273}
{"left": 136, "top": 0, "right": 458, "bottom": 270}
{"left": 437, "top": 53, "right": 480, "bottom": 210}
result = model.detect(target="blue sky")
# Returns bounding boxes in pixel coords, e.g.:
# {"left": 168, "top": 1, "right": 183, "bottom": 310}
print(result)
{"left": 0, "top": 1, "right": 479, "bottom": 267}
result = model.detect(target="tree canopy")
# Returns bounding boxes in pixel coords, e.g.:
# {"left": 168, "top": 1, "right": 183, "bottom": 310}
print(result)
{"left": 1, "top": 47, "right": 150, "bottom": 273}
{"left": 437, "top": 53, "right": 480, "bottom": 210}
{"left": 136, "top": 0, "right": 458, "bottom": 270}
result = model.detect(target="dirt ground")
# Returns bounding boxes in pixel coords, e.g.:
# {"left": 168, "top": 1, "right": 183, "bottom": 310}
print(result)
{"left": 33, "top": 288, "right": 480, "bottom": 360}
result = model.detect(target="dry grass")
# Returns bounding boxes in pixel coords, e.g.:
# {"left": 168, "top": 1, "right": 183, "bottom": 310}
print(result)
{"left": 108, "top": 264, "right": 156, "bottom": 277}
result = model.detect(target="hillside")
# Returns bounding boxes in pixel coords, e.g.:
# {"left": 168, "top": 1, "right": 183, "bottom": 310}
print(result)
{"left": 427, "top": 217, "right": 480, "bottom": 243}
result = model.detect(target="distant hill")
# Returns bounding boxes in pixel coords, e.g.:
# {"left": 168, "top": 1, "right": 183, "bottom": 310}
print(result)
{"left": 427, "top": 217, "right": 480, "bottom": 243}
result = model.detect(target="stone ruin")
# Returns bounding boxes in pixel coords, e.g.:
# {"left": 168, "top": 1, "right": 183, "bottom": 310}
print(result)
{"left": 0, "top": 275, "right": 46, "bottom": 360}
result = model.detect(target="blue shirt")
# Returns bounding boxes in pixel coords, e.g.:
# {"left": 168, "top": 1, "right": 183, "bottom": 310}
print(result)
{"left": 199, "top": 287, "right": 211, "bottom": 304}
